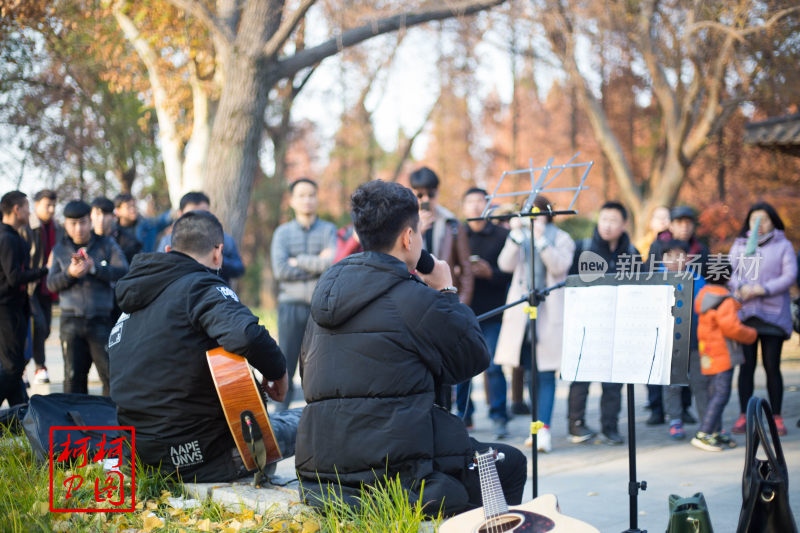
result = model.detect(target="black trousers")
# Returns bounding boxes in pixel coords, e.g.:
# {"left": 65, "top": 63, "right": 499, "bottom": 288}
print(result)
{"left": 463, "top": 438, "right": 527, "bottom": 508}
{"left": 277, "top": 301, "right": 311, "bottom": 411}
{"left": 568, "top": 381, "right": 622, "bottom": 433}
{"left": 30, "top": 290, "right": 53, "bottom": 368}
{"left": 739, "top": 334, "right": 785, "bottom": 414}
{"left": 0, "top": 305, "right": 29, "bottom": 406}
{"left": 60, "top": 316, "right": 112, "bottom": 395}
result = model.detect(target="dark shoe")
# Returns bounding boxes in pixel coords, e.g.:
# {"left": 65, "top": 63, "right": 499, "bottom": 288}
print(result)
{"left": 492, "top": 419, "right": 508, "bottom": 440}
{"left": 646, "top": 412, "right": 665, "bottom": 426}
{"left": 600, "top": 430, "right": 624, "bottom": 445}
{"left": 462, "top": 416, "right": 474, "bottom": 430}
{"left": 569, "top": 420, "right": 596, "bottom": 443}
{"left": 681, "top": 409, "right": 697, "bottom": 425}
{"left": 510, "top": 402, "right": 531, "bottom": 416}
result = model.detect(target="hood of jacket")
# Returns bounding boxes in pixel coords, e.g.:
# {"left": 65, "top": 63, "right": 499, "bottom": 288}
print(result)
{"left": 310, "top": 251, "right": 417, "bottom": 329}
{"left": 116, "top": 251, "right": 213, "bottom": 313}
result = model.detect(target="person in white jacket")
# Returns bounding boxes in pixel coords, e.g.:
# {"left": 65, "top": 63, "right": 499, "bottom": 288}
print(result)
{"left": 494, "top": 196, "right": 575, "bottom": 452}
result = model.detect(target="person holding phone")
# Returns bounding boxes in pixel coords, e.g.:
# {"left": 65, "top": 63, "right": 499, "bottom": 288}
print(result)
{"left": 47, "top": 200, "right": 128, "bottom": 395}
{"left": 409, "top": 167, "right": 473, "bottom": 306}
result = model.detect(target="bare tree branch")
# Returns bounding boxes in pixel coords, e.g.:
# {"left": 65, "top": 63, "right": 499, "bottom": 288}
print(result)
{"left": 273, "top": 0, "right": 505, "bottom": 80}
{"left": 164, "top": 0, "right": 234, "bottom": 53}
{"left": 263, "top": 0, "right": 316, "bottom": 58}
{"left": 687, "top": 6, "right": 800, "bottom": 40}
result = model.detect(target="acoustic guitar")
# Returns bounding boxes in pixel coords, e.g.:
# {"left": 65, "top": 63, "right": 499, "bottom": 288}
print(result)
{"left": 206, "top": 347, "right": 282, "bottom": 471}
{"left": 440, "top": 449, "right": 599, "bottom": 533}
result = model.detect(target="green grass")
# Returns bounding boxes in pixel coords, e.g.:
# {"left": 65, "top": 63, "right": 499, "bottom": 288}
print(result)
{"left": 1, "top": 427, "right": 442, "bottom": 532}
{"left": 312, "top": 475, "right": 441, "bottom": 533}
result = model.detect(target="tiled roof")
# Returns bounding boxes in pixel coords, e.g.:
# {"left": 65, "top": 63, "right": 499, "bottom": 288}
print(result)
{"left": 744, "top": 114, "right": 800, "bottom": 156}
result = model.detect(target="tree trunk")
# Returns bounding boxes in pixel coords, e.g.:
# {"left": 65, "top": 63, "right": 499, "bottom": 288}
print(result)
{"left": 204, "top": 50, "right": 269, "bottom": 243}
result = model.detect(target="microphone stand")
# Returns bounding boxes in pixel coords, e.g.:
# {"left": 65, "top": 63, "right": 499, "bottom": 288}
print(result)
{"left": 469, "top": 209, "right": 574, "bottom": 498}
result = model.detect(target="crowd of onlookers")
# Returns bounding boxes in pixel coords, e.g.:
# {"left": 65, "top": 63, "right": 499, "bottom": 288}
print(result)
{"left": 2, "top": 171, "right": 799, "bottom": 454}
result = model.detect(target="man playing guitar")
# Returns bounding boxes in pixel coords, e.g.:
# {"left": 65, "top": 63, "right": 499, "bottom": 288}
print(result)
{"left": 109, "top": 210, "right": 299, "bottom": 481}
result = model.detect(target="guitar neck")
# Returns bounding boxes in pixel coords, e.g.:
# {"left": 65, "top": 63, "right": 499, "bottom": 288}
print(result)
{"left": 476, "top": 450, "right": 508, "bottom": 519}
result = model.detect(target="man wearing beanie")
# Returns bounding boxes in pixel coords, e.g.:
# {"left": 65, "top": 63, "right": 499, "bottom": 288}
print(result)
{"left": 47, "top": 200, "right": 128, "bottom": 395}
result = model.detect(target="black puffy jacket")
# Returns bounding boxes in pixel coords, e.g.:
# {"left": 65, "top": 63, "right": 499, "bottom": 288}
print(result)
{"left": 295, "top": 251, "right": 489, "bottom": 514}
{"left": 108, "top": 251, "right": 285, "bottom": 481}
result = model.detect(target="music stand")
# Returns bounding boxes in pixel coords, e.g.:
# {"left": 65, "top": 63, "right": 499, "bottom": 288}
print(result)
{"left": 562, "top": 272, "right": 694, "bottom": 533}
{"left": 469, "top": 154, "right": 591, "bottom": 499}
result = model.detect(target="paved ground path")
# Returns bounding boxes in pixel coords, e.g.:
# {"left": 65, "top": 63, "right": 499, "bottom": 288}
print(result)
{"left": 17, "top": 316, "right": 800, "bottom": 531}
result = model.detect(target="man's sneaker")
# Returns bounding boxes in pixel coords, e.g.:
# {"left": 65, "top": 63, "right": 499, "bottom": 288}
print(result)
{"left": 714, "top": 431, "right": 737, "bottom": 448}
{"left": 511, "top": 402, "right": 531, "bottom": 416}
{"left": 537, "top": 427, "right": 552, "bottom": 453}
{"left": 569, "top": 420, "right": 596, "bottom": 443}
{"left": 492, "top": 419, "right": 508, "bottom": 440}
{"left": 731, "top": 413, "right": 747, "bottom": 434}
{"left": 669, "top": 421, "right": 686, "bottom": 440}
{"left": 691, "top": 432, "right": 723, "bottom": 452}
{"left": 33, "top": 367, "right": 50, "bottom": 384}
{"left": 600, "top": 429, "right": 624, "bottom": 445}
{"left": 681, "top": 409, "right": 697, "bottom": 424}
{"left": 524, "top": 427, "right": 552, "bottom": 452}
{"left": 774, "top": 415, "right": 787, "bottom": 436}
{"left": 646, "top": 411, "right": 665, "bottom": 425}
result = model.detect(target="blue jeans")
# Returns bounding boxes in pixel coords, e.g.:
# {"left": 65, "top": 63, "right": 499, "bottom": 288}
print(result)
{"left": 456, "top": 321, "right": 507, "bottom": 422}
{"left": 700, "top": 369, "right": 733, "bottom": 435}
{"left": 520, "top": 341, "right": 556, "bottom": 427}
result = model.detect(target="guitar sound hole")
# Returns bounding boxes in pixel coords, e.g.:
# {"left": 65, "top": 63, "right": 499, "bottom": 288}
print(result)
{"left": 478, "top": 515, "right": 522, "bottom": 532}
{"left": 476, "top": 511, "right": 555, "bottom": 533}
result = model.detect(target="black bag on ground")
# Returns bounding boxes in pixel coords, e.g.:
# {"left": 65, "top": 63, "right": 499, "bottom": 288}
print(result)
{"left": 0, "top": 403, "right": 28, "bottom": 436}
{"left": 22, "top": 393, "right": 121, "bottom": 464}
{"left": 666, "top": 492, "right": 713, "bottom": 533}
{"left": 736, "top": 396, "right": 798, "bottom": 533}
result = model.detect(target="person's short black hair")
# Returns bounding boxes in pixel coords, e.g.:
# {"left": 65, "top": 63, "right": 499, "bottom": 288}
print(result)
{"left": 661, "top": 239, "right": 690, "bottom": 254}
{"left": 63, "top": 200, "right": 91, "bottom": 219}
{"left": 738, "top": 201, "right": 785, "bottom": 237}
{"left": 91, "top": 197, "right": 114, "bottom": 214}
{"left": 289, "top": 178, "right": 317, "bottom": 193}
{"left": 179, "top": 191, "right": 210, "bottom": 211}
{"left": 409, "top": 167, "right": 440, "bottom": 190}
{"left": 34, "top": 189, "right": 57, "bottom": 202}
{"left": 1, "top": 191, "right": 27, "bottom": 216}
{"left": 350, "top": 180, "right": 420, "bottom": 253}
{"left": 600, "top": 201, "right": 628, "bottom": 221}
{"left": 464, "top": 187, "right": 487, "bottom": 198}
{"left": 171, "top": 210, "right": 224, "bottom": 256}
{"left": 113, "top": 193, "right": 134, "bottom": 208}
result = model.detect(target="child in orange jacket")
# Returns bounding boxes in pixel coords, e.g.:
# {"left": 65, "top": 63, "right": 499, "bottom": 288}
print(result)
{"left": 691, "top": 259, "right": 757, "bottom": 451}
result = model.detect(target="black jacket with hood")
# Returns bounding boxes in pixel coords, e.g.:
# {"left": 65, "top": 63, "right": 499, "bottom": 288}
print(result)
{"left": 108, "top": 251, "right": 285, "bottom": 481}
{"left": 295, "top": 251, "right": 490, "bottom": 515}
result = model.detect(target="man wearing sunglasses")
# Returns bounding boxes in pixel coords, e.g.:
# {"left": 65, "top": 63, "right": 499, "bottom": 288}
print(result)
{"left": 409, "top": 167, "right": 474, "bottom": 307}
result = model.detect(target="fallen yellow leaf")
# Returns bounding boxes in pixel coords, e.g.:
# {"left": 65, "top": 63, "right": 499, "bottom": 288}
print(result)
{"left": 33, "top": 501, "right": 49, "bottom": 515}
{"left": 302, "top": 520, "right": 320, "bottom": 533}
{"left": 197, "top": 518, "right": 212, "bottom": 531}
{"left": 146, "top": 500, "right": 159, "bottom": 510}
{"left": 142, "top": 512, "right": 164, "bottom": 531}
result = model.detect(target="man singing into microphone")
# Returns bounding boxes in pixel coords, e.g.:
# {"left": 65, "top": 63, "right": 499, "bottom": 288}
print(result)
{"left": 295, "top": 180, "right": 526, "bottom": 515}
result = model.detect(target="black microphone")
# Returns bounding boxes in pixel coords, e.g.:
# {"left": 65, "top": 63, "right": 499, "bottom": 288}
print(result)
{"left": 415, "top": 249, "right": 435, "bottom": 274}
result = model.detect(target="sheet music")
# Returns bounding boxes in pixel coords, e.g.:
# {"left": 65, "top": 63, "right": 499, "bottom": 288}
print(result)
{"left": 561, "top": 284, "right": 676, "bottom": 385}
{"left": 561, "top": 286, "right": 617, "bottom": 382}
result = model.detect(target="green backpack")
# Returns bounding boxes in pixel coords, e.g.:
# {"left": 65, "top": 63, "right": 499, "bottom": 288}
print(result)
{"left": 666, "top": 493, "right": 714, "bottom": 533}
